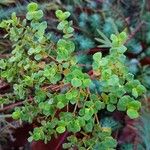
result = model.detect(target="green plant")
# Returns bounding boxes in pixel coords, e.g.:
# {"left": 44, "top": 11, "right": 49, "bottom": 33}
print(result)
{"left": 93, "top": 31, "right": 146, "bottom": 119}
{"left": 100, "top": 117, "right": 121, "bottom": 131}
{"left": 136, "top": 109, "right": 150, "bottom": 150}
{"left": 0, "top": 1, "right": 59, "bottom": 20}
{"left": 0, "top": 2, "right": 146, "bottom": 149}
{"left": 138, "top": 66, "right": 150, "bottom": 92}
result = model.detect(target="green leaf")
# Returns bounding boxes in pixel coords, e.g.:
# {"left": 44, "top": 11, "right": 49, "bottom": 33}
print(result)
{"left": 82, "top": 78, "right": 92, "bottom": 87}
{"left": 35, "top": 90, "right": 47, "bottom": 102}
{"left": 57, "top": 39, "right": 75, "bottom": 53}
{"left": 66, "top": 92, "right": 73, "bottom": 100}
{"left": 66, "top": 27, "right": 74, "bottom": 33}
{"left": 63, "top": 143, "right": 72, "bottom": 149}
{"left": 33, "top": 132, "right": 41, "bottom": 141}
{"left": 84, "top": 108, "right": 94, "bottom": 121}
{"left": 84, "top": 119, "right": 93, "bottom": 132}
{"left": 50, "top": 73, "right": 61, "bottom": 84}
{"left": 107, "top": 104, "right": 116, "bottom": 112}
{"left": 101, "top": 68, "right": 111, "bottom": 80}
{"left": 126, "top": 73, "right": 134, "bottom": 81}
{"left": 71, "top": 78, "right": 82, "bottom": 87}
{"left": 105, "top": 137, "right": 117, "bottom": 148}
{"left": 36, "top": 21, "right": 47, "bottom": 37}
{"left": 0, "top": 21, "right": 8, "bottom": 29}
{"left": 108, "top": 75, "right": 119, "bottom": 86}
{"left": 35, "top": 10, "right": 44, "bottom": 20}
{"left": 115, "top": 87, "right": 126, "bottom": 98}
{"left": 55, "top": 10, "right": 63, "bottom": 19}
{"left": 69, "top": 98, "right": 77, "bottom": 105}
{"left": 13, "top": 84, "right": 25, "bottom": 99}
{"left": 63, "top": 12, "right": 71, "bottom": 19}
{"left": 71, "top": 89, "right": 78, "bottom": 98}
{"left": 111, "top": 34, "right": 118, "bottom": 45}
{"left": 44, "top": 66, "right": 56, "bottom": 78}
{"left": 55, "top": 10, "right": 70, "bottom": 21}
{"left": 24, "top": 76, "right": 33, "bottom": 86}
{"left": 66, "top": 40, "right": 75, "bottom": 52}
{"left": 127, "top": 109, "right": 139, "bottom": 119}
{"left": 57, "top": 21, "right": 68, "bottom": 30}
{"left": 28, "top": 48, "right": 35, "bottom": 55}
{"left": 92, "top": 61, "right": 100, "bottom": 70}
{"left": 34, "top": 54, "right": 42, "bottom": 61}
{"left": 85, "top": 101, "right": 94, "bottom": 107}
{"left": 118, "top": 45, "right": 127, "bottom": 53}
{"left": 136, "top": 85, "right": 146, "bottom": 95}
{"left": 119, "top": 31, "right": 127, "bottom": 43}
{"left": 128, "top": 101, "right": 141, "bottom": 110}
{"left": 0, "top": 59, "right": 6, "bottom": 69}
{"left": 132, "top": 88, "right": 138, "bottom": 98}
{"left": 78, "top": 117, "right": 85, "bottom": 127}
{"left": 93, "top": 52, "right": 102, "bottom": 61}
{"left": 57, "top": 50, "right": 69, "bottom": 62}
{"left": 109, "top": 94, "right": 117, "bottom": 104}
{"left": 12, "top": 111, "right": 21, "bottom": 120}
{"left": 117, "top": 96, "right": 130, "bottom": 111}
{"left": 67, "top": 120, "right": 81, "bottom": 133}
{"left": 26, "top": 12, "right": 34, "bottom": 20}
{"left": 96, "top": 29, "right": 112, "bottom": 47}
{"left": 27, "top": 2, "right": 38, "bottom": 12}
{"left": 11, "top": 12, "right": 17, "bottom": 23}
{"left": 95, "top": 101, "right": 105, "bottom": 110}
{"left": 63, "top": 33, "right": 73, "bottom": 39}
{"left": 26, "top": 10, "right": 43, "bottom": 21}
{"left": 57, "top": 101, "right": 65, "bottom": 109}
{"left": 32, "top": 128, "right": 44, "bottom": 141}
{"left": 56, "top": 126, "right": 66, "bottom": 133}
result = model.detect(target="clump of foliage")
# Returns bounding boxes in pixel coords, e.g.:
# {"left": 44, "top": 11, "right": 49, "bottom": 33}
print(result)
{"left": 0, "top": 2, "right": 146, "bottom": 149}
{"left": 138, "top": 66, "right": 150, "bottom": 93}
{"left": 137, "top": 110, "right": 150, "bottom": 150}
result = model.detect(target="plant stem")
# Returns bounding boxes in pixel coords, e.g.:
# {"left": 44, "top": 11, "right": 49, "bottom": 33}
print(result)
{"left": 73, "top": 102, "right": 78, "bottom": 114}
{"left": 125, "top": 21, "right": 145, "bottom": 44}
{"left": 95, "top": 113, "right": 99, "bottom": 124}
{"left": 87, "top": 138, "right": 98, "bottom": 150}
{"left": 0, "top": 114, "right": 12, "bottom": 118}
{"left": 0, "top": 98, "right": 33, "bottom": 113}
{"left": 55, "top": 132, "right": 69, "bottom": 150}
{"left": 81, "top": 131, "right": 89, "bottom": 138}
{"left": 0, "top": 54, "right": 11, "bottom": 58}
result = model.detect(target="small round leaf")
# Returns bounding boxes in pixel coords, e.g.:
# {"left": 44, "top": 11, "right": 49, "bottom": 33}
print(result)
{"left": 56, "top": 126, "right": 66, "bottom": 134}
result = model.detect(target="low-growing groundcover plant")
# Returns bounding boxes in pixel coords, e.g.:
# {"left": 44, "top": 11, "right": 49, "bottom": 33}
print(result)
{"left": 0, "top": 2, "right": 146, "bottom": 150}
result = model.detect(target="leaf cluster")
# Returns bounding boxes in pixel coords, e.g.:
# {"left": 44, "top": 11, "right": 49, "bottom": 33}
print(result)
{"left": 0, "top": 2, "right": 146, "bottom": 149}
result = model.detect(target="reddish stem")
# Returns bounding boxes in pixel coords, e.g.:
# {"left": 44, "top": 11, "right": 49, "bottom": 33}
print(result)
{"left": 55, "top": 132, "right": 69, "bottom": 150}
{"left": 125, "top": 21, "right": 144, "bottom": 44}
{"left": 0, "top": 98, "right": 33, "bottom": 113}
{"left": 0, "top": 54, "right": 11, "bottom": 58}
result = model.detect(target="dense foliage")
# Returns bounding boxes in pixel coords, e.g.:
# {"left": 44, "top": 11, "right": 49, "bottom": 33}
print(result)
{"left": 0, "top": 2, "right": 147, "bottom": 149}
